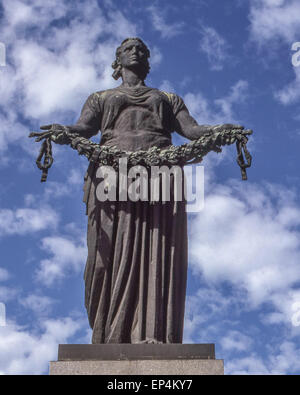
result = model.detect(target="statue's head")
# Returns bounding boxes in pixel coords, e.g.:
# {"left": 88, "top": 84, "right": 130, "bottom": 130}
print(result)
{"left": 112, "top": 37, "right": 150, "bottom": 81}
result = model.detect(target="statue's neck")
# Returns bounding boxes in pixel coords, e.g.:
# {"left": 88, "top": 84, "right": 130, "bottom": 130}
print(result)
{"left": 121, "top": 68, "right": 145, "bottom": 88}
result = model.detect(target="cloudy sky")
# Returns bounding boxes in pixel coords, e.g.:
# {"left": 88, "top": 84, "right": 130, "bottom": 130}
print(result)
{"left": 1, "top": 0, "right": 300, "bottom": 375}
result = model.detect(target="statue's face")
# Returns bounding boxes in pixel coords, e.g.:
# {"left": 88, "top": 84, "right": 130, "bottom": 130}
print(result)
{"left": 118, "top": 39, "right": 148, "bottom": 70}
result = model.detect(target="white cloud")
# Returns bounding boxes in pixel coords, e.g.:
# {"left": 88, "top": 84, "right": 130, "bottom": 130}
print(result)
{"left": 35, "top": 236, "right": 87, "bottom": 286}
{"left": 22, "top": 166, "right": 86, "bottom": 203}
{"left": 182, "top": 80, "right": 300, "bottom": 371}
{"left": 0, "top": 286, "right": 18, "bottom": 303}
{"left": 0, "top": 269, "right": 17, "bottom": 303}
{"left": 68, "top": 168, "right": 85, "bottom": 186}
{"left": 214, "top": 80, "right": 249, "bottom": 119}
{"left": 0, "top": 206, "right": 59, "bottom": 236}
{"left": 199, "top": 26, "right": 230, "bottom": 71}
{"left": 248, "top": 1, "right": 300, "bottom": 105}
{"left": 19, "top": 294, "right": 56, "bottom": 315}
{"left": 275, "top": 66, "right": 300, "bottom": 104}
{"left": 1, "top": 0, "right": 67, "bottom": 32}
{"left": 43, "top": 181, "right": 74, "bottom": 200}
{"left": 220, "top": 330, "right": 253, "bottom": 352}
{"left": 159, "top": 79, "right": 175, "bottom": 93}
{"left": 149, "top": 46, "right": 163, "bottom": 69}
{"left": 11, "top": 20, "right": 129, "bottom": 119}
{"left": 184, "top": 287, "right": 234, "bottom": 343}
{"left": 190, "top": 180, "right": 300, "bottom": 326}
{"left": 183, "top": 284, "right": 246, "bottom": 343}
{"left": 147, "top": 5, "right": 184, "bottom": 39}
{"left": 0, "top": 268, "right": 9, "bottom": 282}
{"left": 226, "top": 341, "right": 300, "bottom": 374}
{"left": 225, "top": 353, "right": 270, "bottom": 374}
{"left": 0, "top": 0, "right": 138, "bottom": 154}
{"left": 249, "top": 0, "right": 300, "bottom": 47}
{"left": 269, "top": 341, "right": 300, "bottom": 374}
{"left": 184, "top": 80, "right": 248, "bottom": 124}
{"left": 0, "top": 317, "right": 83, "bottom": 374}
{"left": 0, "top": 110, "right": 29, "bottom": 155}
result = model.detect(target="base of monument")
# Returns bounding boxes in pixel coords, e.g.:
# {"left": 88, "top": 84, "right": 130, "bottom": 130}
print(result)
{"left": 49, "top": 344, "right": 224, "bottom": 375}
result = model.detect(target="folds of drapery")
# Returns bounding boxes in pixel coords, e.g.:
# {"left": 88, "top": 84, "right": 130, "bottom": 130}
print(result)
{"left": 83, "top": 161, "right": 188, "bottom": 344}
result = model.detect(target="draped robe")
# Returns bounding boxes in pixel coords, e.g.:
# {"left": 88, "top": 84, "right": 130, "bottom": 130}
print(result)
{"left": 80, "top": 85, "right": 188, "bottom": 343}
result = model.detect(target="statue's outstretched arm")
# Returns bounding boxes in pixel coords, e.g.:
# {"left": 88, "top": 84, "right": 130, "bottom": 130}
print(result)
{"left": 39, "top": 94, "right": 101, "bottom": 141}
{"left": 174, "top": 108, "right": 244, "bottom": 140}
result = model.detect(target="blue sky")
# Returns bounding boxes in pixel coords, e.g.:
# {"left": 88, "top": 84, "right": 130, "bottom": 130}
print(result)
{"left": 1, "top": 0, "right": 300, "bottom": 375}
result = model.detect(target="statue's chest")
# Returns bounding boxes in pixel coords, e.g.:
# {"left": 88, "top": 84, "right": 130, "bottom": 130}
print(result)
{"left": 103, "top": 91, "right": 171, "bottom": 113}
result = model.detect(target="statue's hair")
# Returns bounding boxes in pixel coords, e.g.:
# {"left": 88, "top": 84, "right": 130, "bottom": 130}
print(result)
{"left": 111, "top": 37, "right": 151, "bottom": 80}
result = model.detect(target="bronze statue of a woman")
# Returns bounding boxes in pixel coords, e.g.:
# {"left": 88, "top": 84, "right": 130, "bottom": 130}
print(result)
{"left": 38, "top": 38, "right": 245, "bottom": 344}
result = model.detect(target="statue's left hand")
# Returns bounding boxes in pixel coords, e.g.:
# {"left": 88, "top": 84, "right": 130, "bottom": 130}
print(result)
{"left": 39, "top": 124, "right": 69, "bottom": 145}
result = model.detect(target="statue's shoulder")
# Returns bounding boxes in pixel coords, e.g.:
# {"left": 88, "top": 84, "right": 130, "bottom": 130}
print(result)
{"left": 159, "top": 90, "right": 186, "bottom": 115}
{"left": 155, "top": 89, "right": 182, "bottom": 103}
{"left": 159, "top": 90, "right": 178, "bottom": 101}
{"left": 91, "top": 88, "right": 118, "bottom": 100}
{"left": 159, "top": 90, "right": 184, "bottom": 104}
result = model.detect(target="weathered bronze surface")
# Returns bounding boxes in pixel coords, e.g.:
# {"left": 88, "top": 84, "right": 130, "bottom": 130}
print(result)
{"left": 30, "top": 38, "right": 252, "bottom": 344}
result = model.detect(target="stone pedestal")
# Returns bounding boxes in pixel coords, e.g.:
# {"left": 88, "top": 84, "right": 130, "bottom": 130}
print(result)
{"left": 49, "top": 344, "right": 224, "bottom": 375}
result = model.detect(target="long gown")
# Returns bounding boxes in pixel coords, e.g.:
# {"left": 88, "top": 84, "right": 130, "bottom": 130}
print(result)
{"left": 79, "top": 85, "right": 188, "bottom": 343}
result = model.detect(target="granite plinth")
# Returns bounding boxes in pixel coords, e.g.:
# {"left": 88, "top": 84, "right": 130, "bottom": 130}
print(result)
{"left": 57, "top": 343, "right": 215, "bottom": 361}
{"left": 49, "top": 344, "right": 224, "bottom": 375}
